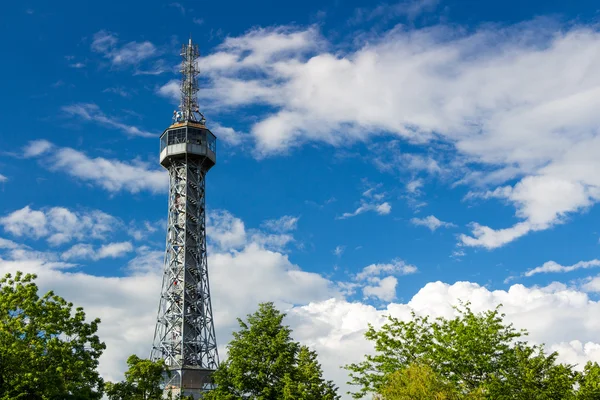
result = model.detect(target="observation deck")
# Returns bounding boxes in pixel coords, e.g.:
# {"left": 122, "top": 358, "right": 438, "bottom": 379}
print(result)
{"left": 159, "top": 121, "right": 217, "bottom": 170}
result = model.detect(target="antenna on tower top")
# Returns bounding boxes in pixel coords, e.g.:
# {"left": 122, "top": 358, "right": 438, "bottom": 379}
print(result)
{"left": 177, "top": 37, "right": 205, "bottom": 124}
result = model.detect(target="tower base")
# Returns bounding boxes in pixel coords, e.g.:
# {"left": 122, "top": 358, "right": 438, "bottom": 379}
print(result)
{"left": 164, "top": 368, "right": 215, "bottom": 399}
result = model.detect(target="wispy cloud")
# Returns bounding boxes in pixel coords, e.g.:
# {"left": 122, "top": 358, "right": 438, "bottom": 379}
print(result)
{"left": 333, "top": 245, "right": 345, "bottom": 257}
{"left": 103, "top": 87, "right": 131, "bottom": 98}
{"left": 62, "top": 103, "right": 155, "bottom": 138}
{"left": 61, "top": 242, "right": 133, "bottom": 261}
{"left": 524, "top": 259, "right": 600, "bottom": 277}
{"left": 0, "top": 174, "right": 7, "bottom": 183}
{"left": 338, "top": 184, "right": 391, "bottom": 219}
{"left": 355, "top": 259, "right": 417, "bottom": 281}
{"left": 411, "top": 215, "right": 456, "bottom": 231}
{"left": 169, "top": 2, "right": 186, "bottom": 15}
{"left": 339, "top": 202, "right": 391, "bottom": 219}
{"left": 262, "top": 215, "right": 300, "bottom": 232}
{"left": 69, "top": 62, "right": 86, "bottom": 69}
{"left": 91, "top": 30, "right": 158, "bottom": 68}
{"left": 349, "top": 0, "right": 439, "bottom": 24}
{"left": 23, "top": 141, "right": 167, "bottom": 194}
{"left": 23, "top": 140, "right": 53, "bottom": 158}
{"left": 183, "top": 22, "right": 600, "bottom": 248}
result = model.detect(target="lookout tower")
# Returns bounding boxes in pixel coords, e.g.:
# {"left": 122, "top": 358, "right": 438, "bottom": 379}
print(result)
{"left": 151, "top": 38, "right": 219, "bottom": 398}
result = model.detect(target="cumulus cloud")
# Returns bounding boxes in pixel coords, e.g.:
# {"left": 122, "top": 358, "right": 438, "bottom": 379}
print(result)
{"left": 411, "top": 215, "right": 456, "bottom": 231}
{"left": 353, "top": 259, "right": 418, "bottom": 302}
{"left": 208, "top": 210, "right": 294, "bottom": 253}
{"left": 3, "top": 209, "right": 600, "bottom": 399}
{"left": 0, "top": 206, "right": 118, "bottom": 246}
{"left": 363, "top": 275, "right": 399, "bottom": 302}
{"left": 24, "top": 141, "right": 167, "bottom": 194}
{"left": 62, "top": 103, "right": 155, "bottom": 138}
{"left": 176, "top": 22, "right": 600, "bottom": 248}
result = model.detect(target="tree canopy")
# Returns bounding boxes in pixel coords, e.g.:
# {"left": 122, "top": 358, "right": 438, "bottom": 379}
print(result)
{"left": 0, "top": 272, "right": 105, "bottom": 399}
{"left": 204, "top": 302, "right": 339, "bottom": 400}
{"left": 105, "top": 355, "right": 166, "bottom": 400}
{"left": 345, "top": 303, "right": 600, "bottom": 399}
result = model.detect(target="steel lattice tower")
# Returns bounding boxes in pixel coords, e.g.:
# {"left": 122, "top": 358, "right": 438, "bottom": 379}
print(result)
{"left": 151, "top": 38, "right": 219, "bottom": 398}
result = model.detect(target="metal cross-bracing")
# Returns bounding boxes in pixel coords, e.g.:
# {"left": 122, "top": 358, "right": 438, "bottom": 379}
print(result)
{"left": 179, "top": 39, "right": 203, "bottom": 123}
{"left": 151, "top": 153, "right": 219, "bottom": 397}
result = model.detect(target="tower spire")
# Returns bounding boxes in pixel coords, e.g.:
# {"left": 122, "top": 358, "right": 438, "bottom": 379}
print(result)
{"left": 178, "top": 37, "right": 205, "bottom": 124}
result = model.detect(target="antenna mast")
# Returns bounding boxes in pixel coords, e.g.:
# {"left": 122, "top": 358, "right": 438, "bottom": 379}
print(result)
{"left": 179, "top": 38, "right": 204, "bottom": 123}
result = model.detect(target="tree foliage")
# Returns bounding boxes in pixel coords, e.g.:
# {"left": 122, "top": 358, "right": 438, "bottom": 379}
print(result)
{"left": 204, "top": 302, "right": 339, "bottom": 400}
{"left": 346, "top": 303, "right": 600, "bottom": 399}
{"left": 0, "top": 272, "right": 105, "bottom": 399}
{"left": 375, "top": 363, "right": 484, "bottom": 400}
{"left": 105, "top": 355, "right": 166, "bottom": 400}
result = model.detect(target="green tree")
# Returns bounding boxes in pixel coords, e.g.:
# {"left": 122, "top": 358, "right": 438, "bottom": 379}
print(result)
{"left": 0, "top": 272, "right": 105, "bottom": 399}
{"left": 375, "top": 363, "right": 463, "bottom": 400}
{"left": 345, "top": 303, "right": 583, "bottom": 399}
{"left": 576, "top": 362, "right": 600, "bottom": 400}
{"left": 204, "top": 302, "right": 339, "bottom": 400}
{"left": 105, "top": 355, "right": 166, "bottom": 400}
{"left": 282, "top": 346, "right": 338, "bottom": 400}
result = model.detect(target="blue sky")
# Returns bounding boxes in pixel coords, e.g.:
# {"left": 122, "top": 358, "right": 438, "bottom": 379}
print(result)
{"left": 2, "top": 0, "right": 600, "bottom": 396}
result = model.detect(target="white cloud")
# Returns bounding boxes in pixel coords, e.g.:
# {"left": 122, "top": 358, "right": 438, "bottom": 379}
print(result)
{"left": 406, "top": 179, "right": 423, "bottom": 194}
{"left": 25, "top": 141, "right": 167, "bottom": 194}
{"left": 208, "top": 210, "right": 295, "bottom": 253}
{"left": 91, "top": 30, "right": 157, "bottom": 67}
{"left": 0, "top": 237, "right": 20, "bottom": 249}
{"left": 355, "top": 259, "right": 417, "bottom": 281}
{"left": 524, "top": 259, "right": 600, "bottom": 277}
{"left": 3, "top": 210, "right": 600, "bottom": 400}
{"left": 211, "top": 123, "right": 245, "bottom": 146}
{"left": 0, "top": 174, "right": 6, "bottom": 183}
{"left": 262, "top": 215, "right": 300, "bottom": 232}
{"left": 459, "top": 221, "right": 531, "bottom": 250}
{"left": 62, "top": 103, "right": 155, "bottom": 138}
{"left": 339, "top": 202, "right": 392, "bottom": 219}
{"left": 61, "top": 242, "right": 134, "bottom": 261}
{"left": 411, "top": 215, "right": 456, "bottom": 231}
{"left": 207, "top": 210, "right": 248, "bottom": 250}
{"left": 333, "top": 245, "right": 345, "bottom": 257}
{"left": 128, "top": 220, "right": 161, "bottom": 242}
{"left": 0, "top": 206, "right": 119, "bottom": 246}
{"left": 23, "top": 139, "right": 53, "bottom": 157}
{"left": 69, "top": 62, "right": 86, "bottom": 69}
{"left": 188, "top": 22, "right": 600, "bottom": 248}
{"left": 582, "top": 277, "right": 600, "bottom": 293}
{"left": 363, "top": 276, "right": 398, "bottom": 301}
{"left": 339, "top": 187, "right": 392, "bottom": 219}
